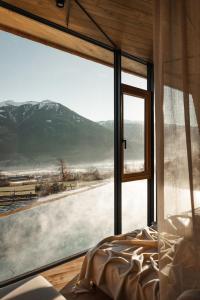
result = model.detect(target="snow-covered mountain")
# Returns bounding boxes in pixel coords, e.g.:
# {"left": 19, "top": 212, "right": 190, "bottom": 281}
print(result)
{"left": 0, "top": 100, "right": 38, "bottom": 107}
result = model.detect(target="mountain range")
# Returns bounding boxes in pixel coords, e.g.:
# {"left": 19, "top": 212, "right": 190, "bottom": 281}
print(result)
{"left": 0, "top": 100, "right": 144, "bottom": 168}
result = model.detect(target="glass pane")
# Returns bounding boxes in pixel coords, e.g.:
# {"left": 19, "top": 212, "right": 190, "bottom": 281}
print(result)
{"left": 122, "top": 180, "right": 147, "bottom": 233}
{"left": 123, "top": 95, "right": 145, "bottom": 174}
{"left": 0, "top": 31, "right": 114, "bottom": 282}
{"left": 122, "top": 72, "right": 147, "bottom": 89}
{"left": 121, "top": 56, "right": 147, "bottom": 87}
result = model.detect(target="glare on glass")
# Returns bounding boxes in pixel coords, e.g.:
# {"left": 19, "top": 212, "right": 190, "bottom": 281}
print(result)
{"left": 122, "top": 180, "right": 147, "bottom": 233}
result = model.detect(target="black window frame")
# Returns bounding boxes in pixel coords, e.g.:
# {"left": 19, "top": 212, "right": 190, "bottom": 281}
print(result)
{"left": 0, "top": 0, "right": 154, "bottom": 287}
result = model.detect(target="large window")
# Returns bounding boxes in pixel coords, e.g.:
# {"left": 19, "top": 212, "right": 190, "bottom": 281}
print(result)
{"left": 0, "top": 31, "right": 114, "bottom": 283}
{"left": 0, "top": 32, "right": 152, "bottom": 284}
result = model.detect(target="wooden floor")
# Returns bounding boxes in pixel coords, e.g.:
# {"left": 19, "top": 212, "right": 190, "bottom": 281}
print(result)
{"left": 41, "top": 256, "right": 112, "bottom": 299}
{"left": 41, "top": 256, "right": 84, "bottom": 292}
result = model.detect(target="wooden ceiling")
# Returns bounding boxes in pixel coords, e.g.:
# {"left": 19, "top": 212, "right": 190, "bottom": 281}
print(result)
{"left": 0, "top": 0, "right": 153, "bottom": 77}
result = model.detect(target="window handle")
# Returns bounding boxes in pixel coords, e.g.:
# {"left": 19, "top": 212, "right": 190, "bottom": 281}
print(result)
{"left": 122, "top": 139, "right": 127, "bottom": 149}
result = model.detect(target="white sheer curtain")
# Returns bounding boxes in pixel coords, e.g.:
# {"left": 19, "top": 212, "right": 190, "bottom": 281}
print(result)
{"left": 154, "top": 0, "right": 200, "bottom": 299}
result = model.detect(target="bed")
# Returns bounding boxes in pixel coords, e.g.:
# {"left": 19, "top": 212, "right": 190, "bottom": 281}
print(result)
{"left": 74, "top": 227, "right": 159, "bottom": 300}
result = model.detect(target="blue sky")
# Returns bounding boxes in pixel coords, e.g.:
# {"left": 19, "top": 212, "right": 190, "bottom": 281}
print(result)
{"left": 0, "top": 30, "right": 146, "bottom": 121}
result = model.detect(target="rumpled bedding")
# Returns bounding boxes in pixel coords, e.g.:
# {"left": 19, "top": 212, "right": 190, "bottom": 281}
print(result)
{"left": 74, "top": 227, "right": 159, "bottom": 300}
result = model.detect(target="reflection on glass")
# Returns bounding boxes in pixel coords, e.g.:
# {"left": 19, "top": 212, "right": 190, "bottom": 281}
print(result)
{"left": 123, "top": 95, "right": 145, "bottom": 174}
{"left": 122, "top": 180, "right": 147, "bottom": 233}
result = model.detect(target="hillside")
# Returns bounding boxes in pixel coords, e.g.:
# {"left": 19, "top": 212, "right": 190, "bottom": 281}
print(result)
{"left": 0, "top": 100, "right": 113, "bottom": 167}
{"left": 0, "top": 101, "right": 147, "bottom": 168}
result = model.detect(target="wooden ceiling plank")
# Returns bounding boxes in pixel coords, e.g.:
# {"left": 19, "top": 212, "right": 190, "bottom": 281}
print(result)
{"left": 82, "top": 0, "right": 153, "bottom": 25}
{"left": 69, "top": 10, "right": 152, "bottom": 40}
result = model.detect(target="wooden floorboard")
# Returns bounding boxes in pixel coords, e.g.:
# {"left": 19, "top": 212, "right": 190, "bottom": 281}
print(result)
{"left": 41, "top": 256, "right": 112, "bottom": 299}
{"left": 41, "top": 256, "right": 84, "bottom": 292}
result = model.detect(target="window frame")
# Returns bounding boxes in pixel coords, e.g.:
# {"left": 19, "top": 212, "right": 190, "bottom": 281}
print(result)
{"left": 121, "top": 83, "right": 151, "bottom": 182}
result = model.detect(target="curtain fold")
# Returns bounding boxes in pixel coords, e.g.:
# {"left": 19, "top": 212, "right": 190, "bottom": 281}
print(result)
{"left": 154, "top": 1, "right": 200, "bottom": 299}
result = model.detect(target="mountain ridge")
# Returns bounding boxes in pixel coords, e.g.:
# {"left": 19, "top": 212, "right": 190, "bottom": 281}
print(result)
{"left": 0, "top": 100, "right": 114, "bottom": 167}
{"left": 0, "top": 100, "right": 144, "bottom": 168}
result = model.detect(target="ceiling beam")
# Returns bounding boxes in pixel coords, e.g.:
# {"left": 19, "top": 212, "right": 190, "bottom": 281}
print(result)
{"left": 74, "top": 0, "right": 117, "bottom": 48}
{"left": 66, "top": 0, "right": 71, "bottom": 27}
